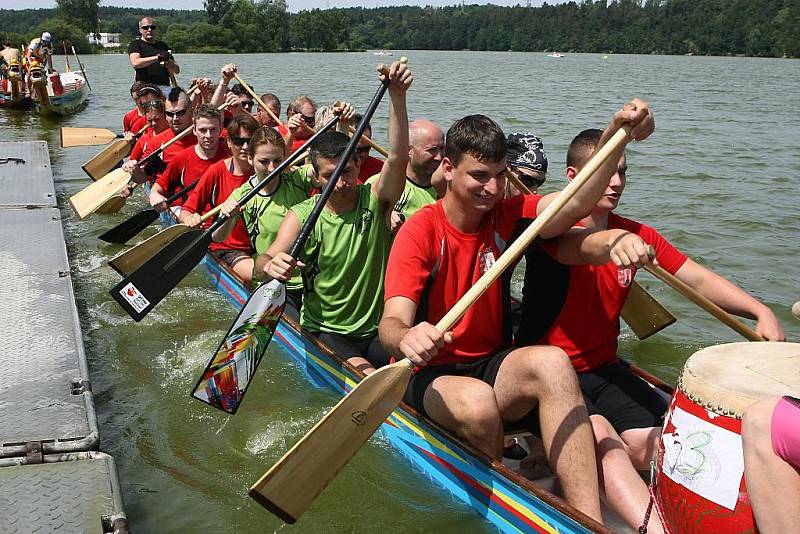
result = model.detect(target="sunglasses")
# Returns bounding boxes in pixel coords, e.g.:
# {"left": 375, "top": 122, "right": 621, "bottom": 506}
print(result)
{"left": 301, "top": 114, "right": 315, "bottom": 126}
{"left": 164, "top": 108, "right": 188, "bottom": 118}
{"left": 511, "top": 167, "right": 546, "bottom": 189}
{"left": 140, "top": 25, "right": 156, "bottom": 30}
{"left": 356, "top": 145, "right": 370, "bottom": 154}
{"left": 229, "top": 136, "right": 252, "bottom": 146}
{"left": 241, "top": 101, "right": 254, "bottom": 110}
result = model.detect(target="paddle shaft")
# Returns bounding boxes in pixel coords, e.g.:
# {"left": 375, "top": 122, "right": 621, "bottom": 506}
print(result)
{"left": 71, "top": 45, "right": 91, "bottom": 92}
{"left": 289, "top": 79, "right": 390, "bottom": 258}
{"left": 347, "top": 125, "right": 388, "bottom": 157}
{"left": 233, "top": 72, "right": 284, "bottom": 128}
{"left": 644, "top": 264, "right": 763, "bottom": 341}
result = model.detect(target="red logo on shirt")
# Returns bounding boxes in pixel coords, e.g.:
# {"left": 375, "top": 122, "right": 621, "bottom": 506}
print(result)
{"left": 479, "top": 248, "right": 496, "bottom": 274}
{"left": 617, "top": 267, "right": 633, "bottom": 287}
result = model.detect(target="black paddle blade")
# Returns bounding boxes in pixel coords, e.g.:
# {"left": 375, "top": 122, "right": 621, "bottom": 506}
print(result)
{"left": 110, "top": 229, "right": 212, "bottom": 322}
{"left": 191, "top": 280, "right": 286, "bottom": 414}
{"left": 98, "top": 209, "right": 159, "bottom": 244}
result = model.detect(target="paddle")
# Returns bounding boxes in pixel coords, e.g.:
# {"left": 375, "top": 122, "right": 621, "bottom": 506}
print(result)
{"left": 347, "top": 125, "right": 388, "bottom": 157}
{"left": 505, "top": 169, "right": 675, "bottom": 340}
{"left": 232, "top": 72, "right": 284, "bottom": 127}
{"left": 248, "top": 124, "right": 634, "bottom": 522}
{"left": 95, "top": 182, "right": 142, "bottom": 215}
{"left": 108, "top": 114, "right": 343, "bottom": 322}
{"left": 71, "top": 45, "right": 91, "bottom": 92}
{"left": 99, "top": 180, "right": 199, "bottom": 244}
{"left": 81, "top": 122, "right": 149, "bottom": 181}
{"left": 61, "top": 127, "right": 123, "bottom": 148}
{"left": 62, "top": 41, "right": 72, "bottom": 72}
{"left": 189, "top": 67, "right": 394, "bottom": 414}
{"left": 643, "top": 264, "right": 763, "bottom": 341}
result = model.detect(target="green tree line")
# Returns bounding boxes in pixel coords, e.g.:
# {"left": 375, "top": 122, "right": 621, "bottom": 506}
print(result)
{"left": 2, "top": 0, "right": 798, "bottom": 57}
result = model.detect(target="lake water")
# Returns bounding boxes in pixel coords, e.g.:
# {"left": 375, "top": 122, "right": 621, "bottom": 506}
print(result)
{"left": 1, "top": 51, "right": 798, "bottom": 533}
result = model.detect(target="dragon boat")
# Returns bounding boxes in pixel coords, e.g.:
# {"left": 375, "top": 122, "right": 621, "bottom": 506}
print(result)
{"left": 153, "top": 208, "right": 673, "bottom": 533}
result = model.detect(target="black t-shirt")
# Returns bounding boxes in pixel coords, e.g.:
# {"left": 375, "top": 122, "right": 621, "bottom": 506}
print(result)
{"left": 128, "top": 38, "right": 170, "bottom": 85}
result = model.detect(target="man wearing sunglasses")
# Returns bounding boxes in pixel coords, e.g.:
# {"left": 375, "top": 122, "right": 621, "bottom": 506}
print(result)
{"left": 128, "top": 16, "right": 179, "bottom": 92}
{"left": 125, "top": 87, "right": 195, "bottom": 184}
{"left": 505, "top": 132, "right": 548, "bottom": 195}
{"left": 279, "top": 95, "right": 317, "bottom": 153}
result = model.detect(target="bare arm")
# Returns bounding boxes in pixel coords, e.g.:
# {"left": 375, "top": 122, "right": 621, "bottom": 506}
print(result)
{"left": 675, "top": 259, "right": 785, "bottom": 340}
{"left": 254, "top": 210, "right": 303, "bottom": 282}
{"left": 554, "top": 227, "right": 655, "bottom": 268}
{"left": 379, "top": 295, "right": 454, "bottom": 366}
{"left": 128, "top": 52, "right": 160, "bottom": 70}
{"left": 210, "top": 63, "right": 236, "bottom": 108}
{"left": 536, "top": 99, "right": 654, "bottom": 239}
{"left": 370, "top": 61, "right": 412, "bottom": 221}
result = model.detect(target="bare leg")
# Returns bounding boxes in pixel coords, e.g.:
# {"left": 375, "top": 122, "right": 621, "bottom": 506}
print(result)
{"left": 620, "top": 427, "right": 661, "bottom": 471}
{"left": 493, "top": 346, "right": 602, "bottom": 524}
{"left": 743, "top": 397, "right": 800, "bottom": 534}
{"left": 229, "top": 256, "right": 254, "bottom": 284}
{"left": 592, "top": 416, "right": 663, "bottom": 533}
{"left": 423, "top": 376, "right": 504, "bottom": 459}
{"left": 346, "top": 356, "right": 375, "bottom": 375}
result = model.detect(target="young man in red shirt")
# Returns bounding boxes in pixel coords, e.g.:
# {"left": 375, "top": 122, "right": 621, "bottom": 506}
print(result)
{"left": 379, "top": 102, "right": 655, "bottom": 524}
{"left": 179, "top": 114, "right": 257, "bottom": 281}
{"left": 517, "top": 128, "right": 785, "bottom": 532}
{"left": 125, "top": 88, "right": 196, "bottom": 185}
{"left": 149, "top": 103, "right": 230, "bottom": 213}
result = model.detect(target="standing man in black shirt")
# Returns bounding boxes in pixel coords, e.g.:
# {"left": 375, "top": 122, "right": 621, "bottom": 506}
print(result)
{"left": 128, "top": 17, "right": 180, "bottom": 94}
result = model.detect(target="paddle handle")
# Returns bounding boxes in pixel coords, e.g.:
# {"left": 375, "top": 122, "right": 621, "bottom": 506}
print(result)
{"left": 288, "top": 74, "right": 391, "bottom": 259}
{"left": 169, "top": 72, "right": 178, "bottom": 88}
{"left": 233, "top": 72, "right": 284, "bottom": 127}
{"left": 163, "top": 179, "right": 198, "bottom": 206}
{"left": 435, "top": 126, "right": 630, "bottom": 333}
{"left": 71, "top": 45, "right": 91, "bottom": 92}
{"left": 200, "top": 203, "right": 225, "bottom": 223}
{"left": 643, "top": 264, "right": 764, "bottom": 341}
{"left": 347, "top": 125, "right": 388, "bottom": 157}
{"left": 505, "top": 169, "right": 532, "bottom": 195}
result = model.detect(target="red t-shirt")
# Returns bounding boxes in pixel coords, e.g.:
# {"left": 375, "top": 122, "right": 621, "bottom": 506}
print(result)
{"left": 155, "top": 145, "right": 230, "bottom": 205}
{"left": 123, "top": 108, "right": 146, "bottom": 133}
{"left": 384, "top": 195, "right": 541, "bottom": 366}
{"left": 358, "top": 155, "right": 384, "bottom": 184}
{"left": 142, "top": 128, "right": 197, "bottom": 183}
{"left": 278, "top": 124, "right": 312, "bottom": 153}
{"left": 181, "top": 159, "right": 252, "bottom": 253}
{"left": 129, "top": 127, "right": 158, "bottom": 161}
{"left": 518, "top": 213, "right": 688, "bottom": 372}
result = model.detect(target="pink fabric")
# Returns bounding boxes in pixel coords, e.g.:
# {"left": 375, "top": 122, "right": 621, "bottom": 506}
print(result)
{"left": 771, "top": 397, "right": 800, "bottom": 469}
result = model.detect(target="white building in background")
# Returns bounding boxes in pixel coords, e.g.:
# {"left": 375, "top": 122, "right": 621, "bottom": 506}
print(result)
{"left": 87, "top": 33, "right": 121, "bottom": 48}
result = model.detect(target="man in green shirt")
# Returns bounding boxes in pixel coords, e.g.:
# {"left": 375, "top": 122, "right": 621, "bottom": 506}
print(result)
{"left": 255, "top": 61, "right": 413, "bottom": 374}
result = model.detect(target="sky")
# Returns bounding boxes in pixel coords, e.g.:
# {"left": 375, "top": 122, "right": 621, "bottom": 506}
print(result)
{"left": 4, "top": 0, "right": 555, "bottom": 12}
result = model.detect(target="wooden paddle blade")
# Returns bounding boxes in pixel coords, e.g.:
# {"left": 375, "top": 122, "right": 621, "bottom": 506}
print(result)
{"left": 109, "top": 229, "right": 212, "bottom": 322}
{"left": 621, "top": 281, "right": 676, "bottom": 340}
{"left": 68, "top": 168, "right": 132, "bottom": 219}
{"left": 82, "top": 139, "right": 132, "bottom": 181}
{"left": 108, "top": 223, "right": 191, "bottom": 277}
{"left": 191, "top": 281, "right": 287, "bottom": 414}
{"left": 249, "top": 360, "right": 414, "bottom": 522}
{"left": 99, "top": 209, "right": 159, "bottom": 244}
{"left": 61, "top": 127, "right": 119, "bottom": 147}
{"left": 94, "top": 194, "right": 128, "bottom": 214}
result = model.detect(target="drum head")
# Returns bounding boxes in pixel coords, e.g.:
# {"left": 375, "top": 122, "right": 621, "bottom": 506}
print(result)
{"left": 680, "top": 342, "right": 800, "bottom": 417}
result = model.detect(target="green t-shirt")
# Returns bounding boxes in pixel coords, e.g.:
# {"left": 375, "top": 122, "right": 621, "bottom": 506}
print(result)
{"left": 290, "top": 183, "right": 391, "bottom": 338}
{"left": 365, "top": 173, "right": 438, "bottom": 219}
{"left": 231, "top": 165, "right": 314, "bottom": 291}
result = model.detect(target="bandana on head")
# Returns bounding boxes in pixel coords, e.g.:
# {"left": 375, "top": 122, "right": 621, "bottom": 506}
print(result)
{"left": 506, "top": 132, "right": 548, "bottom": 173}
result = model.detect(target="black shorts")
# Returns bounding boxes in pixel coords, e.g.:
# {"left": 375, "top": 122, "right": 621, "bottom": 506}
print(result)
{"left": 403, "top": 347, "right": 539, "bottom": 433}
{"left": 579, "top": 361, "right": 668, "bottom": 434}
{"left": 212, "top": 248, "right": 250, "bottom": 266}
{"left": 310, "top": 331, "right": 392, "bottom": 369}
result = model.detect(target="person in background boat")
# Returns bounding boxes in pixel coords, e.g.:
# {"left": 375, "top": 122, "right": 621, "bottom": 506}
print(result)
{"left": 255, "top": 93, "right": 281, "bottom": 128}
{"left": 26, "top": 33, "right": 54, "bottom": 74}
{"left": 0, "top": 41, "right": 22, "bottom": 87}
{"left": 214, "top": 126, "right": 318, "bottom": 319}
{"left": 280, "top": 95, "right": 317, "bottom": 153}
{"left": 179, "top": 114, "right": 258, "bottom": 281}
{"left": 742, "top": 395, "right": 800, "bottom": 534}
{"left": 257, "top": 60, "right": 412, "bottom": 374}
{"left": 149, "top": 103, "right": 230, "bottom": 214}
{"left": 516, "top": 127, "right": 785, "bottom": 532}
{"left": 128, "top": 17, "right": 179, "bottom": 94}
{"left": 505, "top": 132, "right": 548, "bottom": 196}
{"left": 379, "top": 102, "right": 656, "bottom": 525}
{"left": 125, "top": 87, "right": 196, "bottom": 185}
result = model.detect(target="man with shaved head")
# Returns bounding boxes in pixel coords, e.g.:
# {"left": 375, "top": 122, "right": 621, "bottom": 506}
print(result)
{"left": 128, "top": 16, "right": 179, "bottom": 94}
{"left": 367, "top": 119, "right": 444, "bottom": 231}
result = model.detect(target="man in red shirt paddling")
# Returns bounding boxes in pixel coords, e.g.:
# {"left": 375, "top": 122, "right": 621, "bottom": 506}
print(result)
{"left": 149, "top": 103, "right": 230, "bottom": 214}
{"left": 179, "top": 114, "right": 258, "bottom": 281}
{"left": 379, "top": 102, "right": 655, "bottom": 524}
{"left": 279, "top": 95, "right": 317, "bottom": 154}
{"left": 517, "top": 127, "right": 785, "bottom": 532}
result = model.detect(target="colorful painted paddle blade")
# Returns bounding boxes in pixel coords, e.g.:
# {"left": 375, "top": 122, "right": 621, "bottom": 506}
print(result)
{"left": 99, "top": 209, "right": 159, "bottom": 244}
{"left": 249, "top": 359, "right": 414, "bottom": 523}
{"left": 191, "top": 280, "right": 286, "bottom": 414}
{"left": 109, "top": 229, "right": 211, "bottom": 321}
